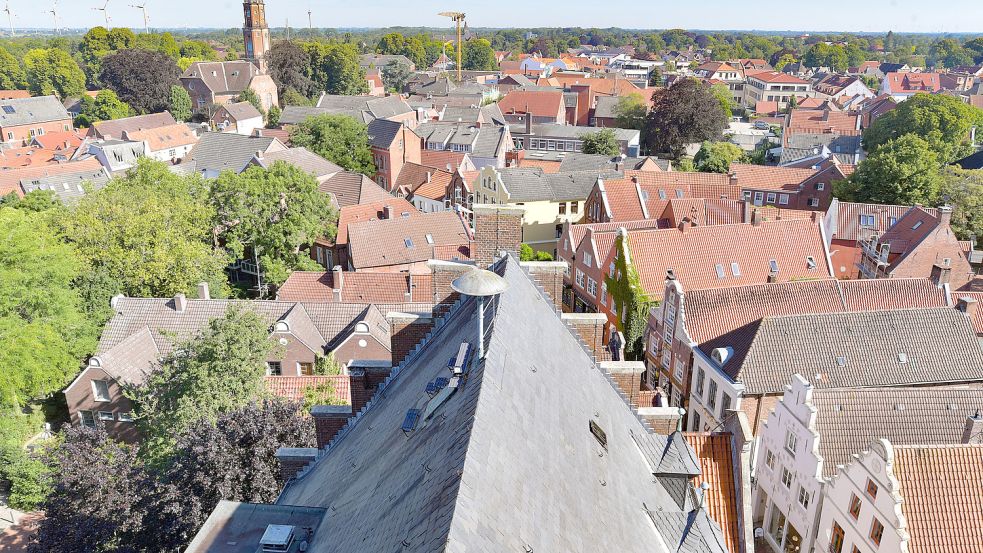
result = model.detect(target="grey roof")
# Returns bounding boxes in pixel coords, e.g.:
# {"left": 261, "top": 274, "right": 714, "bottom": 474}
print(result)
{"left": 731, "top": 307, "right": 983, "bottom": 394}
{"left": 259, "top": 256, "right": 726, "bottom": 553}
{"left": 181, "top": 61, "right": 260, "bottom": 95}
{"left": 90, "top": 112, "right": 177, "bottom": 140}
{"left": 360, "top": 54, "right": 414, "bottom": 70}
{"left": 186, "top": 132, "right": 280, "bottom": 174}
{"left": 366, "top": 118, "right": 406, "bottom": 148}
{"left": 20, "top": 167, "right": 110, "bottom": 203}
{"left": 219, "top": 101, "right": 263, "bottom": 122}
{"left": 782, "top": 134, "right": 862, "bottom": 164}
{"left": 501, "top": 74, "right": 535, "bottom": 87}
{"left": 955, "top": 150, "right": 983, "bottom": 170}
{"left": 0, "top": 95, "right": 71, "bottom": 127}
{"left": 282, "top": 96, "right": 413, "bottom": 126}
{"left": 594, "top": 95, "right": 621, "bottom": 119}
{"left": 254, "top": 147, "right": 343, "bottom": 178}
{"left": 416, "top": 121, "right": 509, "bottom": 159}
{"left": 557, "top": 152, "right": 670, "bottom": 172}
{"left": 318, "top": 171, "right": 390, "bottom": 208}
{"left": 498, "top": 167, "right": 617, "bottom": 202}
{"left": 810, "top": 386, "right": 983, "bottom": 476}
{"left": 523, "top": 122, "right": 640, "bottom": 142}
{"left": 91, "top": 140, "right": 146, "bottom": 172}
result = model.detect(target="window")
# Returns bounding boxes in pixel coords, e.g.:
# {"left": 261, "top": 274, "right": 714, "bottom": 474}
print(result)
{"left": 911, "top": 220, "right": 924, "bottom": 230}
{"left": 869, "top": 518, "right": 884, "bottom": 546}
{"left": 659, "top": 189, "right": 668, "bottom": 200}
{"left": 849, "top": 493, "right": 862, "bottom": 520}
{"left": 600, "top": 282, "right": 607, "bottom": 305}
{"left": 766, "top": 192, "right": 777, "bottom": 204}
{"left": 715, "top": 263, "right": 726, "bottom": 279}
{"left": 575, "top": 269, "right": 585, "bottom": 288}
{"left": 860, "top": 214, "right": 875, "bottom": 227}
{"left": 888, "top": 217, "right": 897, "bottom": 227}
{"left": 720, "top": 394, "right": 732, "bottom": 417}
{"left": 92, "top": 380, "right": 111, "bottom": 402}
{"left": 769, "top": 259, "right": 779, "bottom": 273}
{"left": 80, "top": 410, "right": 96, "bottom": 428}
{"left": 831, "top": 522, "right": 845, "bottom": 553}
{"left": 559, "top": 202, "right": 567, "bottom": 215}
{"left": 583, "top": 252, "right": 593, "bottom": 268}
{"left": 589, "top": 420, "right": 607, "bottom": 450}
{"left": 781, "top": 467, "right": 793, "bottom": 488}
{"left": 816, "top": 182, "right": 826, "bottom": 191}
{"left": 785, "top": 430, "right": 798, "bottom": 453}
{"left": 98, "top": 411, "right": 114, "bottom": 421}
{"left": 695, "top": 368, "right": 705, "bottom": 397}
{"left": 808, "top": 198, "right": 820, "bottom": 207}
{"left": 299, "top": 362, "right": 315, "bottom": 376}
{"left": 267, "top": 362, "right": 282, "bottom": 376}
{"left": 5, "top": 131, "right": 12, "bottom": 140}
{"left": 692, "top": 412, "right": 701, "bottom": 431}
{"left": 586, "top": 278, "right": 597, "bottom": 297}
{"left": 662, "top": 348, "right": 672, "bottom": 371}
{"left": 765, "top": 449, "right": 776, "bottom": 470}
{"left": 707, "top": 380, "right": 718, "bottom": 411}
{"left": 866, "top": 478, "right": 879, "bottom": 499}
{"left": 797, "top": 486, "right": 811, "bottom": 509}
{"left": 806, "top": 256, "right": 817, "bottom": 270}
{"left": 754, "top": 191, "right": 764, "bottom": 205}
{"left": 571, "top": 202, "right": 578, "bottom": 214}
{"left": 118, "top": 412, "right": 134, "bottom": 423}
{"left": 779, "top": 194, "right": 789, "bottom": 205}
{"left": 404, "top": 238, "right": 414, "bottom": 248}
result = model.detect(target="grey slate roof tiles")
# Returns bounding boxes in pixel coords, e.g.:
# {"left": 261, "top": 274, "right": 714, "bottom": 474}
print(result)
{"left": 0, "top": 95, "right": 71, "bottom": 127}
{"left": 186, "top": 132, "right": 280, "bottom": 174}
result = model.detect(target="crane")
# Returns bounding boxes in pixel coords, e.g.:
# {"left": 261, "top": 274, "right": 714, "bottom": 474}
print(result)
{"left": 93, "top": 0, "right": 111, "bottom": 27}
{"left": 48, "top": 1, "right": 59, "bottom": 34}
{"left": 438, "top": 11, "right": 465, "bottom": 82}
{"left": 3, "top": 2, "right": 15, "bottom": 37}
{"left": 130, "top": 2, "right": 148, "bottom": 33}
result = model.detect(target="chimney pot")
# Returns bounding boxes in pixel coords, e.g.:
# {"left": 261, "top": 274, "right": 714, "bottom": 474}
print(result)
{"left": 958, "top": 296, "right": 979, "bottom": 319}
{"left": 197, "top": 282, "right": 210, "bottom": 300}
{"left": 939, "top": 204, "right": 954, "bottom": 227}
{"left": 767, "top": 272, "right": 778, "bottom": 284}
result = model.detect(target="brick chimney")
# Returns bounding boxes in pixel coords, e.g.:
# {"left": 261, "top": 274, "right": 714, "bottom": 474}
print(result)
{"left": 958, "top": 296, "right": 979, "bottom": 320}
{"left": 348, "top": 359, "right": 393, "bottom": 391}
{"left": 275, "top": 447, "right": 318, "bottom": 484}
{"left": 197, "top": 282, "right": 210, "bottom": 300}
{"left": 388, "top": 312, "right": 435, "bottom": 366}
{"left": 348, "top": 368, "right": 371, "bottom": 414}
{"left": 173, "top": 293, "right": 187, "bottom": 313}
{"left": 962, "top": 410, "right": 983, "bottom": 444}
{"left": 751, "top": 208, "right": 762, "bottom": 227}
{"left": 562, "top": 312, "right": 610, "bottom": 360}
{"left": 332, "top": 265, "right": 344, "bottom": 299}
{"left": 939, "top": 204, "right": 953, "bottom": 228}
{"left": 473, "top": 205, "right": 525, "bottom": 268}
{"left": 311, "top": 406, "right": 352, "bottom": 449}
{"left": 767, "top": 272, "right": 778, "bottom": 283}
{"left": 427, "top": 259, "right": 473, "bottom": 314}
{"left": 382, "top": 205, "right": 394, "bottom": 220}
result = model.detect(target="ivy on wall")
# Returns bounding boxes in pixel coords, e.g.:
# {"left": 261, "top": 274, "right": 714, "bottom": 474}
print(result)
{"left": 604, "top": 232, "right": 658, "bottom": 361}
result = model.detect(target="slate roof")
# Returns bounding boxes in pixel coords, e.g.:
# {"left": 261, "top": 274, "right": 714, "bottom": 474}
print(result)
{"left": 318, "top": 171, "right": 390, "bottom": 208}
{"left": 0, "top": 158, "right": 104, "bottom": 197}
{"left": 526, "top": 122, "right": 639, "bottom": 142}
{"left": 253, "top": 147, "right": 343, "bottom": 179}
{"left": 810, "top": 387, "right": 983, "bottom": 477}
{"left": 731, "top": 307, "right": 983, "bottom": 394}
{"left": 19, "top": 166, "right": 110, "bottom": 203}
{"left": 593, "top": 95, "right": 621, "bottom": 119}
{"left": 186, "top": 132, "right": 282, "bottom": 174}
{"left": 0, "top": 95, "right": 72, "bottom": 127}
{"left": 366, "top": 118, "right": 406, "bottom": 148}
{"left": 893, "top": 444, "right": 983, "bottom": 553}
{"left": 496, "top": 167, "right": 612, "bottom": 202}
{"left": 90, "top": 112, "right": 176, "bottom": 140}
{"left": 347, "top": 210, "right": 471, "bottom": 270}
{"left": 955, "top": 150, "right": 983, "bottom": 170}
{"left": 558, "top": 153, "right": 670, "bottom": 173}
{"left": 781, "top": 134, "right": 862, "bottom": 164}
{"left": 416, "top": 121, "right": 509, "bottom": 159}
{"left": 263, "top": 256, "right": 728, "bottom": 553}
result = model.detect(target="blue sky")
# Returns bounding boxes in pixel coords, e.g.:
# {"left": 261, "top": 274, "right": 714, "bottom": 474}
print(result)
{"left": 5, "top": 0, "right": 983, "bottom": 33}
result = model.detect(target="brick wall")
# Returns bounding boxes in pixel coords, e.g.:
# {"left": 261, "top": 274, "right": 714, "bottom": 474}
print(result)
{"left": 428, "top": 260, "right": 473, "bottom": 315}
{"left": 388, "top": 313, "right": 435, "bottom": 366}
{"left": 562, "top": 313, "right": 610, "bottom": 360}
{"left": 311, "top": 405, "right": 352, "bottom": 449}
{"left": 275, "top": 447, "right": 318, "bottom": 484}
{"left": 600, "top": 361, "right": 648, "bottom": 406}
{"left": 348, "top": 369, "right": 371, "bottom": 413}
{"left": 739, "top": 393, "right": 781, "bottom": 436}
{"left": 521, "top": 261, "right": 567, "bottom": 310}
{"left": 473, "top": 205, "right": 524, "bottom": 268}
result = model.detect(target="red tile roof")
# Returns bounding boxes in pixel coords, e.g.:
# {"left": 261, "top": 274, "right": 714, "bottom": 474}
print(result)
{"left": 748, "top": 71, "right": 810, "bottom": 85}
{"left": 498, "top": 90, "right": 565, "bottom": 119}
{"left": 278, "top": 271, "right": 435, "bottom": 304}
{"left": 395, "top": 162, "right": 454, "bottom": 201}
{"left": 419, "top": 150, "right": 474, "bottom": 173}
{"left": 0, "top": 90, "right": 31, "bottom": 100}
{"left": 335, "top": 197, "right": 418, "bottom": 247}
{"left": 785, "top": 109, "right": 861, "bottom": 137}
{"left": 347, "top": 210, "right": 472, "bottom": 270}
{"left": 729, "top": 163, "right": 819, "bottom": 191}
{"left": 124, "top": 123, "right": 198, "bottom": 152}
{"left": 893, "top": 444, "right": 983, "bottom": 553}
{"left": 0, "top": 158, "right": 104, "bottom": 197}
{"left": 684, "top": 433, "right": 740, "bottom": 553}
{"left": 884, "top": 72, "right": 942, "bottom": 94}
{"left": 265, "top": 375, "right": 350, "bottom": 403}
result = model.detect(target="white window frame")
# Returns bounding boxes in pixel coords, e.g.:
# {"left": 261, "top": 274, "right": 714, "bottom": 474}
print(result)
{"left": 80, "top": 410, "right": 96, "bottom": 428}
{"left": 91, "top": 380, "right": 111, "bottom": 402}
{"left": 778, "top": 194, "right": 789, "bottom": 205}
{"left": 118, "top": 412, "right": 135, "bottom": 423}
{"left": 785, "top": 430, "right": 798, "bottom": 454}
{"left": 98, "top": 411, "right": 115, "bottom": 421}
{"left": 781, "top": 467, "right": 793, "bottom": 488}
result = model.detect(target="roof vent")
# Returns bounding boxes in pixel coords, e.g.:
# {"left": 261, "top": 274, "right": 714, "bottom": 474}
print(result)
{"left": 895, "top": 404, "right": 905, "bottom": 411}
{"left": 260, "top": 524, "right": 295, "bottom": 552}
{"left": 897, "top": 352, "right": 908, "bottom": 364}
{"left": 835, "top": 356, "right": 846, "bottom": 367}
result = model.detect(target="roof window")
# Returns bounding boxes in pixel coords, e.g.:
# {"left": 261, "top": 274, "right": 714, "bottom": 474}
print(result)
{"left": 731, "top": 262, "right": 741, "bottom": 277}
{"left": 2, "top": 105, "right": 14, "bottom": 114}
{"left": 912, "top": 220, "right": 923, "bottom": 230}
{"left": 806, "top": 256, "right": 817, "bottom": 270}
{"left": 769, "top": 259, "right": 779, "bottom": 273}
{"left": 715, "top": 264, "right": 726, "bottom": 279}
{"left": 404, "top": 238, "right": 414, "bottom": 248}
{"left": 425, "top": 233, "right": 434, "bottom": 245}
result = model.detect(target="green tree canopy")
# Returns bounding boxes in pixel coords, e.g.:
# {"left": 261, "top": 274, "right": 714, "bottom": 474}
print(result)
{"left": 267, "top": 40, "right": 316, "bottom": 98}
{"left": 23, "top": 48, "right": 86, "bottom": 99}
{"left": 210, "top": 162, "right": 337, "bottom": 287}
{"left": 579, "top": 129, "right": 621, "bottom": 156}
{"left": 100, "top": 49, "right": 181, "bottom": 114}
{"left": 694, "top": 141, "right": 744, "bottom": 173}
{"left": 940, "top": 168, "right": 983, "bottom": 241}
{"left": 169, "top": 84, "right": 193, "bottom": 122}
{"left": 0, "top": 208, "right": 98, "bottom": 411}
{"left": 61, "top": 159, "right": 230, "bottom": 300}
{"left": 281, "top": 87, "right": 313, "bottom": 107}
{"left": 236, "top": 87, "right": 266, "bottom": 117}
{"left": 129, "top": 307, "right": 277, "bottom": 460}
{"left": 614, "top": 92, "right": 648, "bottom": 130}
{"left": 643, "top": 79, "right": 728, "bottom": 158}
{"left": 0, "top": 45, "right": 27, "bottom": 89}
{"left": 306, "top": 41, "right": 369, "bottom": 96}
{"left": 75, "top": 89, "right": 131, "bottom": 128}
{"left": 382, "top": 59, "right": 412, "bottom": 92}
{"left": 462, "top": 38, "right": 497, "bottom": 71}
{"left": 863, "top": 94, "right": 983, "bottom": 164}
{"left": 710, "top": 83, "right": 735, "bottom": 116}
{"left": 289, "top": 114, "right": 376, "bottom": 175}
{"left": 845, "top": 134, "right": 944, "bottom": 205}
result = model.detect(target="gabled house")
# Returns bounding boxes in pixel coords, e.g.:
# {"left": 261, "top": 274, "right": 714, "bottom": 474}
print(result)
{"left": 180, "top": 60, "right": 279, "bottom": 113}
{"left": 87, "top": 112, "right": 177, "bottom": 140}
{"left": 248, "top": 146, "right": 344, "bottom": 185}
{"left": 415, "top": 121, "right": 513, "bottom": 169}
{"left": 879, "top": 72, "right": 941, "bottom": 101}
{"left": 858, "top": 206, "right": 975, "bottom": 290}
{"left": 744, "top": 72, "right": 814, "bottom": 110}
{"left": 211, "top": 101, "right": 264, "bottom": 136}
{"left": 0, "top": 95, "right": 74, "bottom": 146}
{"left": 346, "top": 210, "right": 472, "bottom": 273}
{"left": 278, "top": 95, "right": 417, "bottom": 128}
{"left": 394, "top": 162, "right": 456, "bottom": 213}
{"left": 311, "top": 197, "right": 419, "bottom": 270}
{"left": 497, "top": 89, "right": 567, "bottom": 125}
{"left": 184, "top": 132, "right": 287, "bottom": 177}
{"left": 367, "top": 118, "right": 422, "bottom": 191}
{"left": 122, "top": 123, "right": 198, "bottom": 163}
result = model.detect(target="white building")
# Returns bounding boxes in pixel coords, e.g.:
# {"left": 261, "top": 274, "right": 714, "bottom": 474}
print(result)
{"left": 122, "top": 123, "right": 198, "bottom": 163}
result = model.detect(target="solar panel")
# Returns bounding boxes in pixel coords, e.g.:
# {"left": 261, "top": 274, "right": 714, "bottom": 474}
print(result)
{"left": 1, "top": 106, "right": 14, "bottom": 114}
{"left": 401, "top": 409, "right": 421, "bottom": 434}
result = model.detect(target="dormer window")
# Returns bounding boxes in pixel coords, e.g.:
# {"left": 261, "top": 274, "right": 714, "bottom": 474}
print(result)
{"left": 355, "top": 322, "right": 370, "bottom": 334}
{"left": 274, "top": 321, "right": 290, "bottom": 333}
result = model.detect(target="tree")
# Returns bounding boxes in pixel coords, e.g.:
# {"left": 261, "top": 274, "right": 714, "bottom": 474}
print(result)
{"left": 847, "top": 134, "right": 943, "bottom": 205}
{"left": 929, "top": 38, "right": 973, "bottom": 68}
{"left": 100, "top": 49, "right": 181, "bottom": 114}
{"left": 614, "top": 93, "right": 648, "bottom": 130}
{"left": 129, "top": 307, "right": 277, "bottom": 460}
{"left": 210, "top": 162, "right": 337, "bottom": 287}
{"left": 940, "top": 168, "right": 983, "bottom": 241}
{"left": 169, "top": 84, "right": 193, "bottom": 122}
{"left": 307, "top": 42, "right": 369, "bottom": 96}
{"left": 381, "top": 59, "right": 412, "bottom": 92}
{"left": 863, "top": 94, "right": 983, "bottom": 164}
{"left": 281, "top": 87, "right": 313, "bottom": 107}
{"left": 519, "top": 243, "right": 554, "bottom": 262}
{"left": 0, "top": 45, "right": 27, "bottom": 89}
{"left": 107, "top": 28, "right": 137, "bottom": 51}
{"left": 966, "top": 38, "right": 983, "bottom": 64}
{"left": 710, "top": 83, "right": 735, "bottom": 116}
{"left": 643, "top": 79, "right": 728, "bottom": 158}
{"left": 289, "top": 114, "right": 376, "bottom": 175}
{"left": 236, "top": 87, "right": 266, "bottom": 117}
{"left": 0, "top": 208, "right": 98, "bottom": 412}
{"left": 580, "top": 129, "right": 621, "bottom": 156}
{"left": 267, "top": 105, "right": 282, "bottom": 128}
{"left": 376, "top": 32, "right": 406, "bottom": 55}
{"left": 77, "top": 26, "right": 112, "bottom": 84}
{"left": 74, "top": 89, "right": 131, "bottom": 128}
{"left": 462, "top": 38, "right": 497, "bottom": 71}
{"left": 268, "top": 40, "right": 316, "bottom": 98}
{"left": 694, "top": 141, "right": 743, "bottom": 173}
{"left": 773, "top": 53, "right": 797, "bottom": 71}
{"left": 23, "top": 48, "right": 86, "bottom": 99}
{"left": 61, "top": 159, "right": 230, "bottom": 300}
{"left": 648, "top": 67, "right": 663, "bottom": 87}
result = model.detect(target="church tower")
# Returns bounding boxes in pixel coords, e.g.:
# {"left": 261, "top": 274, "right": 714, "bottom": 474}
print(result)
{"left": 243, "top": 0, "right": 271, "bottom": 72}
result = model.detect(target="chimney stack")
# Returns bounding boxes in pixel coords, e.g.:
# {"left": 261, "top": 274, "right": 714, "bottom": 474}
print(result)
{"left": 767, "top": 272, "right": 778, "bottom": 283}
{"left": 174, "top": 293, "right": 187, "bottom": 313}
{"left": 197, "top": 282, "right": 210, "bottom": 300}
{"left": 962, "top": 410, "right": 983, "bottom": 444}
{"left": 958, "top": 296, "right": 979, "bottom": 320}
{"left": 311, "top": 406, "right": 353, "bottom": 449}
{"left": 751, "top": 208, "right": 762, "bottom": 227}
{"left": 275, "top": 447, "right": 318, "bottom": 484}
{"left": 382, "top": 205, "right": 394, "bottom": 220}
{"left": 255, "top": 150, "right": 264, "bottom": 160}
{"left": 332, "top": 265, "right": 344, "bottom": 301}
{"left": 939, "top": 205, "right": 953, "bottom": 228}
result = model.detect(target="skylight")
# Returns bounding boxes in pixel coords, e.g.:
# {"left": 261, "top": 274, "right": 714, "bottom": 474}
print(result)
{"left": 715, "top": 264, "right": 726, "bottom": 279}
{"left": 806, "top": 256, "right": 817, "bottom": 270}
{"left": 769, "top": 259, "right": 779, "bottom": 273}
{"left": 425, "top": 234, "right": 434, "bottom": 245}
{"left": 675, "top": 189, "right": 684, "bottom": 199}
{"left": 658, "top": 190, "right": 667, "bottom": 200}
{"left": 404, "top": 238, "right": 414, "bottom": 248}
{"left": 731, "top": 262, "right": 741, "bottom": 277}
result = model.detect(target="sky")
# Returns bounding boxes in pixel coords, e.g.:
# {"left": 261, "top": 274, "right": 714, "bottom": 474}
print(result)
{"left": 4, "top": 0, "right": 983, "bottom": 34}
